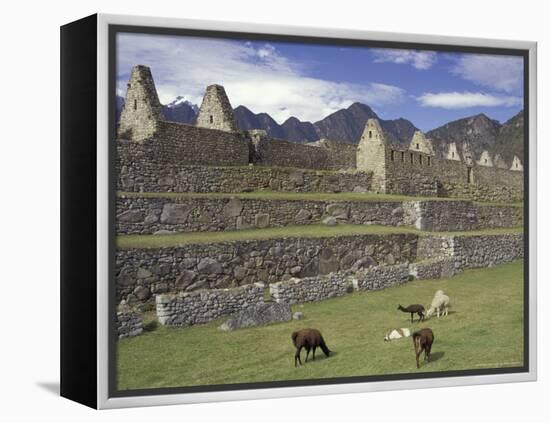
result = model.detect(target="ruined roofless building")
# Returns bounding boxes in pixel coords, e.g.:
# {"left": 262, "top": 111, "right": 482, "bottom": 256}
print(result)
{"left": 409, "top": 131, "right": 435, "bottom": 156}
{"left": 196, "top": 84, "right": 239, "bottom": 132}
{"left": 118, "top": 65, "right": 164, "bottom": 142}
{"left": 356, "top": 118, "right": 389, "bottom": 193}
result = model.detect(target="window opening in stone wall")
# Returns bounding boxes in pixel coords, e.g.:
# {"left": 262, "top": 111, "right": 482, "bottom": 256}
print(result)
{"left": 452, "top": 152, "right": 455, "bottom": 158}
{"left": 410, "top": 153, "right": 414, "bottom": 164}
{"left": 484, "top": 158, "right": 487, "bottom": 164}
{"left": 416, "top": 143, "right": 419, "bottom": 149}
{"left": 427, "top": 156, "right": 431, "bottom": 166}
{"left": 390, "top": 150, "right": 395, "bottom": 161}
{"left": 401, "top": 152, "right": 405, "bottom": 162}
{"left": 419, "top": 155, "right": 423, "bottom": 165}
{"left": 467, "top": 167, "right": 473, "bottom": 184}
{"left": 133, "top": 99, "right": 137, "bottom": 110}
{"left": 209, "top": 115, "right": 214, "bottom": 123}
{"left": 369, "top": 130, "right": 372, "bottom": 139}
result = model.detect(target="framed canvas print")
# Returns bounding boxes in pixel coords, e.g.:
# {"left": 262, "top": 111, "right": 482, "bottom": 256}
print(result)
{"left": 60, "top": 14, "right": 537, "bottom": 409}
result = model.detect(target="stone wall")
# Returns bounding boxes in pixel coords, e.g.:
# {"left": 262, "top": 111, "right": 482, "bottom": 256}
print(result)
{"left": 417, "top": 233, "right": 523, "bottom": 270}
{"left": 476, "top": 204, "right": 523, "bottom": 229}
{"left": 116, "top": 196, "right": 521, "bottom": 235}
{"left": 354, "top": 264, "right": 410, "bottom": 291}
{"left": 412, "top": 201, "right": 522, "bottom": 232}
{"left": 115, "top": 233, "right": 419, "bottom": 303}
{"left": 117, "top": 163, "right": 372, "bottom": 194}
{"left": 251, "top": 136, "right": 356, "bottom": 170}
{"left": 385, "top": 148, "right": 439, "bottom": 197}
{"left": 117, "top": 121, "right": 249, "bottom": 170}
{"left": 380, "top": 145, "right": 523, "bottom": 202}
{"left": 452, "top": 234, "right": 524, "bottom": 269}
{"left": 116, "top": 196, "right": 412, "bottom": 234}
{"left": 409, "top": 258, "right": 456, "bottom": 280}
{"left": 270, "top": 273, "right": 352, "bottom": 305}
{"left": 434, "top": 159, "right": 523, "bottom": 203}
{"left": 155, "top": 283, "right": 265, "bottom": 327}
{"left": 116, "top": 309, "right": 143, "bottom": 339}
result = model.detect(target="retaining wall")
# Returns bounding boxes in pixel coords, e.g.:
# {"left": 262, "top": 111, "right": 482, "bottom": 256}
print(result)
{"left": 156, "top": 283, "right": 265, "bottom": 327}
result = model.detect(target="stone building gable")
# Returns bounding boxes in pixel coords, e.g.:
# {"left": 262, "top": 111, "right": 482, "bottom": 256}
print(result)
{"left": 446, "top": 142, "right": 461, "bottom": 161}
{"left": 409, "top": 131, "right": 435, "bottom": 156}
{"left": 510, "top": 155, "right": 523, "bottom": 171}
{"left": 196, "top": 84, "right": 239, "bottom": 132}
{"left": 356, "top": 119, "right": 388, "bottom": 193}
{"left": 477, "top": 150, "right": 493, "bottom": 167}
{"left": 118, "top": 65, "right": 163, "bottom": 142}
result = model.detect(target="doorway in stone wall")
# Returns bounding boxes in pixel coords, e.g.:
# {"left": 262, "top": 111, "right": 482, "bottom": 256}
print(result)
{"left": 467, "top": 166, "right": 474, "bottom": 184}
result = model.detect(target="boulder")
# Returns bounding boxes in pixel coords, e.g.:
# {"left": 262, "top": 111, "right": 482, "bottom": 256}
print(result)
{"left": 326, "top": 203, "right": 349, "bottom": 220}
{"left": 160, "top": 204, "right": 191, "bottom": 224}
{"left": 197, "top": 258, "right": 223, "bottom": 274}
{"left": 295, "top": 208, "right": 312, "bottom": 223}
{"left": 219, "top": 302, "right": 292, "bottom": 331}
{"left": 175, "top": 270, "right": 197, "bottom": 290}
{"left": 223, "top": 198, "right": 243, "bottom": 218}
{"left": 322, "top": 216, "right": 337, "bottom": 226}
{"left": 117, "top": 210, "right": 144, "bottom": 223}
{"left": 255, "top": 213, "right": 270, "bottom": 228}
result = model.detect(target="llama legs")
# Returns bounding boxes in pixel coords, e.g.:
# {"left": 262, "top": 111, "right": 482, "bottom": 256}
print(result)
{"left": 295, "top": 346, "right": 303, "bottom": 367}
{"left": 305, "top": 347, "right": 311, "bottom": 362}
{"left": 312, "top": 346, "right": 317, "bottom": 361}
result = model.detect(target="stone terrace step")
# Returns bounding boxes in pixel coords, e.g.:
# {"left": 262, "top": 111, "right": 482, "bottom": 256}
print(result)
{"left": 116, "top": 223, "right": 523, "bottom": 249}
{"left": 116, "top": 192, "right": 523, "bottom": 235}
{"left": 115, "top": 227, "right": 523, "bottom": 305}
{"left": 117, "top": 163, "right": 372, "bottom": 194}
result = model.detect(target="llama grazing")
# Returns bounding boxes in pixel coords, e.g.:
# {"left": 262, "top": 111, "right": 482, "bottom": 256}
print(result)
{"left": 426, "top": 290, "right": 451, "bottom": 318}
{"left": 384, "top": 328, "right": 411, "bottom": 342}
{"left": 397, "top": 304, "right": 425, "bottom": 323}
{"left": 291, "top": 328, "right": 331, "bottom": 367}
{"left": 412, "top": 328, "right": 434, "bottom": 368}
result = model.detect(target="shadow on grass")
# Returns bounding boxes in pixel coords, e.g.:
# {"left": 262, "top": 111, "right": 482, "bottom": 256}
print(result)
{"left": 429, "top": 351, "right": 445, "bottom": 362}
{"left": 143, "top": 320, "right": 159, "bottom": 332}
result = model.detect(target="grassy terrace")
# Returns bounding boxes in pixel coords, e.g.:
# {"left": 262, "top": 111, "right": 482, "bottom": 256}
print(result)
{"left": 118, "top": 190, "right": 522, "bottom": 207}
{"left": 117, "top": 261, "right": 524, "bottom": 390}
{"left": 116, "top": 224, "right": 523, "bottom": 249}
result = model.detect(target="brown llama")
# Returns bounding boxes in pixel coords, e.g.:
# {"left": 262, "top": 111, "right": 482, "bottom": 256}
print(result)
{"left": 412, "top": 328, "right": 434, "bottom": 369}
{"left": 397, "top": 304, "right": 425, "bottom": 323}
{"left": 291, "top": 328, "right": 331, "bottom": 367}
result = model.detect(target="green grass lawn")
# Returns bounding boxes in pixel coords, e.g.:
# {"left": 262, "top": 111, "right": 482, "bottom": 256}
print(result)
{"left": 116, "top": 223, "right": 523, "bottom": 249}
{"left": 117, "top": 261, "right": 524, "bottom": 390}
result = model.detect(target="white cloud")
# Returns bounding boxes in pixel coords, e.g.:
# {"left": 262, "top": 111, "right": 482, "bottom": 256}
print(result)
{"left": 417, "top": 91, "right": 522, "bottom": 109}
{"left": 371, "top": 49, "right": 437, "bottom": 70}
{"left": 451, "top": 54, "right": 523, "bottom": 93}
{"left": 116, "top": 33, "right": 405, "bottom": 123}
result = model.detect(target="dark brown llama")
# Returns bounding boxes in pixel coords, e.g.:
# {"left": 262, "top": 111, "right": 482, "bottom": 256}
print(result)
{"left": 412, "top": 328, "right": 434, "bottom": 368}
{"left": 291, "top": 328, "right": 331, "bottom": 367}
{"left": 397, "top": 304, "right": 425, "bottom": 323}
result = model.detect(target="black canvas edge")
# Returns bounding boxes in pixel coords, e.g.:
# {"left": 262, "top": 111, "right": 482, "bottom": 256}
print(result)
{"left": 107, "top": 24, "right": 531, "bottom": 400}
{"left": 60, "top": 13, "right": 98, "bottom": 409}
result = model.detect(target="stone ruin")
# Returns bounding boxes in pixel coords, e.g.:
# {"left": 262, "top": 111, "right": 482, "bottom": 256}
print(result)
{"left": 114, "top": 64, "right": 525, "bottom": 336}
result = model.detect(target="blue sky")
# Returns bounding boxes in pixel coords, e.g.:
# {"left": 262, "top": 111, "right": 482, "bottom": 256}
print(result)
{"left": 117, "top": 32, "right": 524, "bottom": 131}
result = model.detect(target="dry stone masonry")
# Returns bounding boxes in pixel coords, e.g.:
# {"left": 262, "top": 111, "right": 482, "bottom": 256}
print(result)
{"left": 117, "top": 65, "right": 524, "bottom": 203}
{"left": 116, "top": 233, "right": 419, "bottom": 304}
{"left": 116, "top": 196, "right": 522, "bottom": 235}
{"left": 114, "top": 64, "right": 525, "bottom": 333}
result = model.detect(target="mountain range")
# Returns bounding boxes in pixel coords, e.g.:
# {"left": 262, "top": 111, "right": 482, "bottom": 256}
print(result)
{"left": 116, "top": 95, "right": 523, "bottom": 165}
